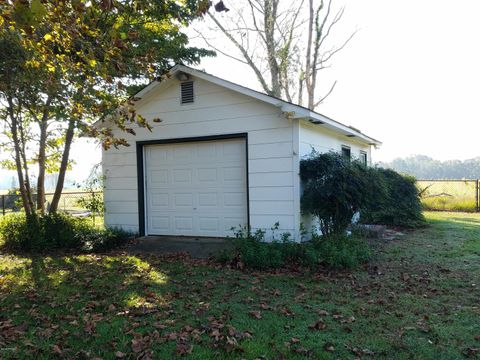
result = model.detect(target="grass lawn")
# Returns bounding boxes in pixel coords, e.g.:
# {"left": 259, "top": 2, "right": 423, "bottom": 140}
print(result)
{"left": 0, "top": 212, "right": 479, "bottom": 359}
{"left": 417, "top": 180, "right": 479, "bottom": 212}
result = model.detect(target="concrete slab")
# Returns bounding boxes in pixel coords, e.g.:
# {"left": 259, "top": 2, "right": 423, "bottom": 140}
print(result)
{"left": 128, "top": 236, "right": 233, "bottom": 259}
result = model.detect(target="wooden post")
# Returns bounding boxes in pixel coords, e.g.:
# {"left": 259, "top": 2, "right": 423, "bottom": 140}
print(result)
{"left": 476, "top": 180, "right": 479, "bottom": 212}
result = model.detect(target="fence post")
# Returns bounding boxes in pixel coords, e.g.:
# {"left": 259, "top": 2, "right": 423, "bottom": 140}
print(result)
{"left": 477, "top": 180, "right": 479, "bottom": 212}
{"left": 2, "top": 195, "right": 4, "bottom": 216}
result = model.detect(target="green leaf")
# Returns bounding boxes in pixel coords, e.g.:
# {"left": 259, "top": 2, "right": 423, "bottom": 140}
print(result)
{"left": 31, "top": 0, "right": 47, "bottom": 20}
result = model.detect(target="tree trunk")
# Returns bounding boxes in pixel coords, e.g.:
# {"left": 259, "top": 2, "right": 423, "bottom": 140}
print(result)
{"left": 264, "top": 0, "right": 281, "bottom": 98}
{"left": 7, "top": 98, "right": 32, "bottom": 216}
{"left": 49, "top": 119, "right": 75, "bottom": 213}
{"left": 36, "top": 118, "right": 48, "bottom": 213}
{"left": 18, "top": 118, "right": 35, "bottom": 211}
{"left": 305, "top": 0, "right": 315, "bottom": 110}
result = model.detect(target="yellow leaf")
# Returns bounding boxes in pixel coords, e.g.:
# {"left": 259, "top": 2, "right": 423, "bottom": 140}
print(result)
{"left": 89, "top": 59, "right": 97, "bottom": 67}
{"left": 44, "top": 33, "right": 53, "bottom": 41}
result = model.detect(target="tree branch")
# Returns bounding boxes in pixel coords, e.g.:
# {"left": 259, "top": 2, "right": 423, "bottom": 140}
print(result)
{"left": 207, "top": 11, "right": 272, "bottom": 95}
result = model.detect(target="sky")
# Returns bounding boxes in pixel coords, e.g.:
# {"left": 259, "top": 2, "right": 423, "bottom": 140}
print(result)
{"left": 2, "top": 0, "right": 480, "bottom": 188}
{"left": 193, "top": 0, "right": 480, "bottom": 163}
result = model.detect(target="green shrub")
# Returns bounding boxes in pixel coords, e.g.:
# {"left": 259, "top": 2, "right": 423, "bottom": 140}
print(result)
{"left": 75, "top": 227, "right": 133, "bottom": 252}
{"left": 0, "top": 213, "right": 34, "bottom": 250}
{"left": 300, "top": 152, "right": 382, "bottom": 236}
{"left": 0, "top": 213, "right": 133, "bottom": 252}
{"left": 300, "top": 151, "right": 425, "bottom": 230}
{"left": 218, "top": 225, "right": 369, "bottom": 270}
{"left": 233, "top": 237, "right": 285, "bottom": 269}
{"left": 361, "top": 169, "right": 425, "bottom": 228}
{"left": 313, "top": 234, "right": 372, "bottom": 269}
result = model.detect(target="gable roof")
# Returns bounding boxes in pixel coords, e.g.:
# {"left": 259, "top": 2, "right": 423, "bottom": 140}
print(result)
{"left": 134, "top": 64, "right": 382, "bottom": 147}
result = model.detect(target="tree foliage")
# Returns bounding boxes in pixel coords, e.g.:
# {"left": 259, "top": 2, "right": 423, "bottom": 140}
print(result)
{"left": 0, "top": 0, "right": 213, "bottom": 215}
{"left": 380, "top": 155, "right": 480, "bottom": 180}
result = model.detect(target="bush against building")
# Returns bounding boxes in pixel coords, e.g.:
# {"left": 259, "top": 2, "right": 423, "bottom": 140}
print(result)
{"left": 300, "top": 152, "right": 425, "bottom": 232}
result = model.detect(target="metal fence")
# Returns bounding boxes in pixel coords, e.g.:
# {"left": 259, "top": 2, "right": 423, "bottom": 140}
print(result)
{"left": 417, "top": 179, "right": 480, "bottom": 212}
{"left": 1, "top": 191, "right": 103, "bottom": 216}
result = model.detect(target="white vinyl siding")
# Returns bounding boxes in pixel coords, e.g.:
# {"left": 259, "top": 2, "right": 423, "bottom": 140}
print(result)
{"left": 103, "top": 78, "right": 296, "bottom": 238}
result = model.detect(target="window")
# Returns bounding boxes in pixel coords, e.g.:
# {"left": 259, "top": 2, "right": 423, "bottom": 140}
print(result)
{"left": 360, "top": 151, "right": 368, "bottom": 166}
{"left": 180, "top": 81, "right": 194, "bottom": 104}
{"left": 341, "top": 146, "right": 351, "bottom": 160}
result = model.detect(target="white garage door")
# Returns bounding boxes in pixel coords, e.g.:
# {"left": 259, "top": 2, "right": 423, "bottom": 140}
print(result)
{"left": 144, "top": 138, "right": 248, "bottom": 237}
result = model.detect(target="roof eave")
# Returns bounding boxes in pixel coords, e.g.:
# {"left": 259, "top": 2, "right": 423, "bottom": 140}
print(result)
{"left": 93, "top": 64, "right": 382, "bottom": 148}
{"left": 286, "top": 111, "right": 381, "bottom": 147}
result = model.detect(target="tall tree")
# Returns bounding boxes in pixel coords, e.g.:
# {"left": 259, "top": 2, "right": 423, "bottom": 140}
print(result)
{"left": 203, "top": 0, "right": 354, "bottom": 109}
{"left": 0, "top": 0, "right": 213, "bottom": 215}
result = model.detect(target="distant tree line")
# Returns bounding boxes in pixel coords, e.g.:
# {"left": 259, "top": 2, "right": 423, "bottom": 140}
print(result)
{"left": 379, "top": 155, "right": 480, "bottom": 180}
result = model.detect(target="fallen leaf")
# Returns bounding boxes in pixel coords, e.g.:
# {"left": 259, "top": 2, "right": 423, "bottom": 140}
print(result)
{"left": 308, "top": 320, "right": 326, "bottom": 331}
{"left": 52, "top": 344, "right": 62, "bottom": 355}
{"left": 294, "top": 346, "right": 314, "bottom": 356}
{"left": 280, "top": 307, "right": 294, "bottom": 317}
{"left": 323, "top": 342, "right": 335, "bottom": 352}
{"left": 114, "top": 351, "right": 126, "bottom": 358}
{"left": 317, "top": 309, "right": 329, "bottom": 316}
{"left": 176, "top": 342, "right": 193, "bottom": 356}
{"left": 248, "top": 311, "right": 262, "bottom": 319}
{"left": 341, "top": 316, "right": 356, "bottom": 324}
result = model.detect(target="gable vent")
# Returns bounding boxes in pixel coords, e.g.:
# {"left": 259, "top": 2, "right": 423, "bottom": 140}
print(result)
{"left": 180, "top": 81, "right": 194, "bottom": 104}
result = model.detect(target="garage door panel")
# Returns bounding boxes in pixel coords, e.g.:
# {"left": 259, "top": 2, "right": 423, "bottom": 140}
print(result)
{"left": 224, "top": 217, "right": 246, "bottom": 232}
{"left": 199, "top": 217, "right": 219, "bottom": 232}
{"left": 174, "top": 216, "right": 194, "bottom": 231}
{"left": 150, "top": 170, "right": 169, "bottom": 184}
{"left": 198, "top": 192, "right": 218, "bottom": 206}
{"left": 198, "top": 168, "right": 218, "bottom": 182}
{"left": 145, "top": 138, "right": 248, "bottom": 236}
{"left": 173, "top": 169, "right": 192, "bottom": 183}
{"left": 150, "top": 216, "right": 170, "bottom": 232}
{"left": 151, "top": 193, "right": 169, "bottom": 207}
{"left": 197, "top": 143, "right": 217, "bottom": 157}
{"left": 147, "top": 148, "right": 167, "bottom": 164}
{"left": 223, "top": 167, "right": 244, "bottom": 182}
{"left": 223, "top": 141, "right": 244, "bottom": 156}
{"left": 173, "top": 147, "right": 191, "bottom": 160}
{"left": 224, "top": 192, "right": 246, "bottom": 207}
{"left": 174, "top": 193, "right": 194, "bottom": 207}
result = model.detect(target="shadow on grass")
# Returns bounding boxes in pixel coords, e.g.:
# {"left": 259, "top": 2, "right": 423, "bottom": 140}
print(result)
{"left": 1, "top": 252, "right": 172, "bottom": 312}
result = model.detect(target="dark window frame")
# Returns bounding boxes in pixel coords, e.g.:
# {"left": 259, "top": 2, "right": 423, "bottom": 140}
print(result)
{"left": 341, "top": 145, "right": 351, "bottom": 160}
{"left": 360, "top": 150, "right": 368, "bottom": 166}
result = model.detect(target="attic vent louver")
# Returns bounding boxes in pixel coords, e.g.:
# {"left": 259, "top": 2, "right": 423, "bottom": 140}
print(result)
{"left": 180, "top": 81, "right": 194, "bottom": 104}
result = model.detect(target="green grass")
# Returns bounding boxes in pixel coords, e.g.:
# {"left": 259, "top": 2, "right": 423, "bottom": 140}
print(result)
{"left": 418, "top": 180, "right": 479, "bottom": 212}
{"left": 1, "top": 212, "right": 479, "bottom": 359}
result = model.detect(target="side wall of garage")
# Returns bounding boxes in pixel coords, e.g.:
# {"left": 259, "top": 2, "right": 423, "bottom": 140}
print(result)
{"left": 102, "top": 77, "right": 297, "bottom": 239}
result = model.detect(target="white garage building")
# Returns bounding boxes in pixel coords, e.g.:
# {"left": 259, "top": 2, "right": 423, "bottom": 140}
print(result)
{"left": 101, "top": 65, "right": 381, "bottom": 241}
